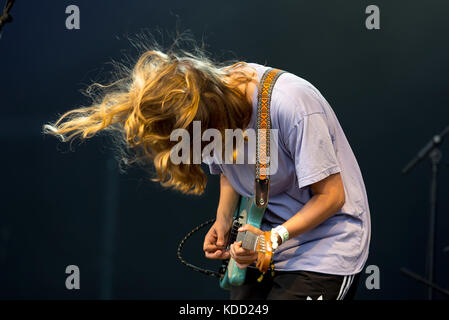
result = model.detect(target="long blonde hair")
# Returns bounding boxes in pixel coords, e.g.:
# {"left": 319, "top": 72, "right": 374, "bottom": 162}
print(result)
{"left": 43, "top": 32, "right": 255, "bottom": 195}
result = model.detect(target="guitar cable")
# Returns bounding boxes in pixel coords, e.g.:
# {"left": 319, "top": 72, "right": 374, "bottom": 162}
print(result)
{"left": 177, "top": 216, "right": 260, "bottom": 278}
{"left": 177, "top": 218, "right": 222, "bottom": 278}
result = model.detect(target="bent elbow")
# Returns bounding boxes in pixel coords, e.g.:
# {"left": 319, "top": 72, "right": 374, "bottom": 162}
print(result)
{"left": 336, "top": 190, "right": 346, "bottom": 211}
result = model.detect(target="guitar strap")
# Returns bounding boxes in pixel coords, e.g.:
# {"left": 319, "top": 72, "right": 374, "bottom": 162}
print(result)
{"left": 255, "top": 67, "right": 286, "bottom": 208}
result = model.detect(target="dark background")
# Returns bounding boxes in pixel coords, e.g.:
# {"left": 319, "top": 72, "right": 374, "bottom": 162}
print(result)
{"left": 0, "top": 0, "right": 448, "bottom": 300}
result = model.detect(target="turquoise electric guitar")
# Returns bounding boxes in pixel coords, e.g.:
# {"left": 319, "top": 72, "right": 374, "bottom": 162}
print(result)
{"left": 218, "top": 195, "right": 272, "bottom": 289}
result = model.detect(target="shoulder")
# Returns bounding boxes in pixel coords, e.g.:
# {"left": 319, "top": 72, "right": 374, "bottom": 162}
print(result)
{"left": 275, "top": 73, "right": 327, "bottom": 117}
{"left": 270, "top": 72, "right": 328, "bottom": 136}
{"left": 248, "top": 62, "right": 330, "bottom": 128}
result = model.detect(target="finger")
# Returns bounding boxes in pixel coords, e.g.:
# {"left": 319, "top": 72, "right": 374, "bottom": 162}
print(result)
{"left": 204, "top": 233, "right": 226, "bottom": 252}
{"left": 205, "top": 249, "right": 229, "bottom": 260}
{"left": 216, "top": 231, "right": 226, "bottom": 248}
{"left": 204, "top": 250, "right": 219, "bottom": 259}
{"left": 232, "top": 242, "right": 256, "bottom": 255}
{"left": 230, "top": 241, "right": 243, "bottom": 257}
{"left": 232, "top": 251, "right": 258, "bottom": 269}
{"left": 236, "top": 251, "right": 259, "bottom": 261}
{"left": 204, "top": 241, "right": 226, "bottom": 251}
{"left": 235, "top": 256, "right": 258, "bottom": 264}
{"left": 230, "top": 243, "right": 257, "bottom": 261}
{"left": 238, "top": 224, "right": 263, "bottom": 235}
{"left": 203, "top": 232, "right": 217, "bottom": 251}
{"left": 220, "top": 250, "right": 230, "bottom": 260}
{"left": 203, "top": 243, "right": 220, "bottom": 252}
{"left": 229, "top": 243, "right": 237, "bottom": 260}
{"left": 235, "top": 247, "right": 256, "bottom": 257}
{"left": 230, "top": 242, "right": 243, "bottom": 260}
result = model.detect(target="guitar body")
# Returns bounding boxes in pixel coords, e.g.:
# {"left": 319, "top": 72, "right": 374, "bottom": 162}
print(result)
{"left": 219, "top": 196, "right": 266, "bottom": 290}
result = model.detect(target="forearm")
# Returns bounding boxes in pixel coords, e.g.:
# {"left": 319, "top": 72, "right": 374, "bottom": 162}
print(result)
{"left": 216, "top": 174, "right": 240, "bottom": 223}
{"left": 282, "top": 192, "right": 344, "bottom": 239}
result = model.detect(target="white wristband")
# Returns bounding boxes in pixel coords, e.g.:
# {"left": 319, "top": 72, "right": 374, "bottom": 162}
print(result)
{"left": 270, "top": 229, "right": 280, "bottom": 251}
{"left": 273, "top": 225, "right": 289, "bottom": 244}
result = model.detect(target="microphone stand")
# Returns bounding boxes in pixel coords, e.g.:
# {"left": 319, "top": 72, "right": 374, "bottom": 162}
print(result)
{"left": 401, "top": 124, "right": 449, "bottom": 300}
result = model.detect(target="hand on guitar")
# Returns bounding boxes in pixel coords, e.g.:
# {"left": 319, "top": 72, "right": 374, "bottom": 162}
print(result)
{"left": 203, "top": 218, "right": 233, "bottom": 260}
{"left": 230, "top": 224, "right": 263, "bottom": 270}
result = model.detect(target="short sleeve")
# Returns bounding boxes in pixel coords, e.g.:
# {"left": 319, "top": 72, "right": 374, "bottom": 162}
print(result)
{"left": 285, "top": 112, "right": 341, "bottom": 189}
{"left": 208, "top": 162, "right": 222, "bottom": 175}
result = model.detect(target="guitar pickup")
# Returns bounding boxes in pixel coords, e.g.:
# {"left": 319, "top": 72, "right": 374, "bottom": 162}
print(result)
{"left": 226, "top": 219, "right": 241, "bottom": 250}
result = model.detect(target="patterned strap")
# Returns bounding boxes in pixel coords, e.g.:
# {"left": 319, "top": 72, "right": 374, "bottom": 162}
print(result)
{"left": 255, "top": 67, "right": 285, "bottom": 207}
{"left": 255, "top": 68, "right": 286, "bottom": 180}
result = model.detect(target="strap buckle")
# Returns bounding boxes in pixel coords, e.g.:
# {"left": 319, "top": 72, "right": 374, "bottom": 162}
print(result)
{"left": 255, "top": 178, "right": 269, "bottom": 208}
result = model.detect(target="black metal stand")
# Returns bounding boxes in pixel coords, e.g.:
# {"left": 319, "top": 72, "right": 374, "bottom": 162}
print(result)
{"left": 401, "top": 125, "right": 449, "bottom": 300}
{"left": 400, "top": 268, "right": 449, "bottom": 297}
